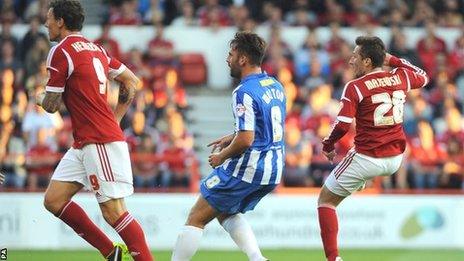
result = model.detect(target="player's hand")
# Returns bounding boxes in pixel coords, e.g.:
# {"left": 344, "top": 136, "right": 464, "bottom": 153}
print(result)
{"left": 0, "top": 172, "right": 5, "bottom": 185}
{"left": 207, "top": 138, "right": 223, "bottom": 153}
{"left": 322, "top": 150, "right": 337, "bottom": 164}
{"left": 208, "top": 152, "right": 225, "bottom": 168}
{"left": 36, "top": 91, "right": 46, "bottom": 106}
{"left": 207, "top": 136, "right": 231, "bottom": 153}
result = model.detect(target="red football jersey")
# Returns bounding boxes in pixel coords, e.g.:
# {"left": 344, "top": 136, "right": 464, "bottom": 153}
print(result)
{"left": 336, "top": 57, "right": 429, "bottom": 157}
{"left": 46, "top": 34, "right": 126, "bottom": 148}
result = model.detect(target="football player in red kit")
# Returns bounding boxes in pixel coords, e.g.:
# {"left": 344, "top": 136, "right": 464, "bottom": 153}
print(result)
{"left": 37, "top": 1, "right": 153, "bottom": 260}
{"left": 317, "top": 36, "right": 429, "bottom": 261}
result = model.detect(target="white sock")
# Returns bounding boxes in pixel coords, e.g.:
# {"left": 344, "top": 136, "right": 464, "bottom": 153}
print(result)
{"left": 171, "top": 225, "right": 203, "bottom": 261}
{"left": 221, "top": 214, "right": 266, "bottom": 261}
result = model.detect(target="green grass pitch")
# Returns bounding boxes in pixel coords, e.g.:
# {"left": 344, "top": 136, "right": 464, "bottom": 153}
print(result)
{"left": 8, "top": 249, "right": 464, "bottom": 261}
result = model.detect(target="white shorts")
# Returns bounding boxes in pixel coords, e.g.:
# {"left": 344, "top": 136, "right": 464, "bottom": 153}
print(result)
{"left": 324, "top": 149, "right": 403, "bottom": 197}
{"left": 52, "top": 141, "right": 134, "bottom": 203}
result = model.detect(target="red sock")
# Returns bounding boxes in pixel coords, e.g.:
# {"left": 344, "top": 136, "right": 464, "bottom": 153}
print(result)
{"left": 58, "top": 201, "right": 113, "bottom": 257}
{"left": 113, "top": 212, "right": 153, "bottom": 261}
{"left": 318, "top": 205, "right": 339, "bottom": 261}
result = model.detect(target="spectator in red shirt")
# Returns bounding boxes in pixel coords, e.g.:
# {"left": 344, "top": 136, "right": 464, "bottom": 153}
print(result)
{"left": 197, "top": 0, "right": 230, "bottom": 27}
{"left": 147, "top": 23, "right": 175, "bottom": 66}
{"left": 109, "top": 0, "right": 143, "bottom": 25}
{"left": 162, "top": 137, "right": 191, "bottom": 188}
{"left": 132, "top": 133, "right": 162, "bottom": 188}
{"left": 25, "top": 128, "right": 59, "bottom": 190}
{"left": 262, "top": 25, "right": 293, "bottom": 74}
{"left": 408, "top": 120, "right": 447, "bottom": 189}
{"left": 94, "top": 21, "right": 122, "bottom": 61}
{"left": 447, "top": 33, "right": 464, "bottom": 77}
{"left": 416, "top": 20, "right": 447, "bottom": 77}
{"left": 325, "top": 22, "right": 346, "bottom": 54}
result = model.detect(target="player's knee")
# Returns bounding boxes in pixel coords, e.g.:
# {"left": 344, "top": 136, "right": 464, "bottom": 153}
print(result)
{"left": 317, "top": 187, "right": 326, "bottom": 205}
{"left": 186, "top": 211, "right": 206, "bottom": 228}
{"left": 216, "top": 213, "right": 233, "bottom": 225}
{"left": 317, "top": 187, "right": 344, "bottom": 207}
{"left": 43, "top": 193, "right": 66, "bottom": 216}
{"left": 185, "top": 212, "right": 199, "bottom": 226}
{"left": 101, "top": 206, "right": 124, "bottom": 226}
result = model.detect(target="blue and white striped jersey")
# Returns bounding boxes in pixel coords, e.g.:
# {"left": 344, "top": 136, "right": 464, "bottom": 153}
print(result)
{"left": 221, "top": 72, "right": 286, "bottom": 185}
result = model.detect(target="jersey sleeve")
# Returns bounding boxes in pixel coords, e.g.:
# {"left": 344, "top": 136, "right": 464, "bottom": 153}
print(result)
{"left": 337, "top": 82, "right": 360, "bottom": 123}
{"left": 46, "top": 46, "right": 69, "bottom": 93}
{"left": 389, "top": 56, "right": 429, "bottom": 91}
{"left": 108, "top": 56, "right": 127, "bottom": 79}
{"left": 99, "top": 45, "right": 127, "bottom": 79}
{"left": 321, "top": 82, "right": 358, "bottom": 152}
{"left": 233, "top": 89, "right": 256, "bottom": 132}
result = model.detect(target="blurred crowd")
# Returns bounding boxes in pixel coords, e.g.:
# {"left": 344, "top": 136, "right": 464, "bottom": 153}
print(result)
{"left": 0, "top": 0, "right": 463, "bottom": 191}
{"left": 0, "top": 4, "right": 196, "bottom": 191}
{"left": 2, "top": 0, "right": 464, "bottom": 28}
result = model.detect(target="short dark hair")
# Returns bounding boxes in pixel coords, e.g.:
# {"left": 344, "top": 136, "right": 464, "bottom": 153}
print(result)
{"left": 230, "top": 31, "right": 266, "bottom": 66}
{"left": 355, "top": 36, "right": 386, "bottom": 68}
{"left": 49, "top": 0, "right": 85, "bottom": 31}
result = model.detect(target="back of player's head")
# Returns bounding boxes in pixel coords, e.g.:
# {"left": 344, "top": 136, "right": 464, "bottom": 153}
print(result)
{"left": 230, "top": 31, "right": 266, "bottom": 66}
{"left": 355, "top": 36, "right": 386, "bottom": 68}
{"left": 49, "top": 0, "right": 85, "bottom": 31}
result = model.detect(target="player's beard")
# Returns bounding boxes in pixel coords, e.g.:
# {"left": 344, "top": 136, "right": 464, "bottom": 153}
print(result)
{"left": 354, "top": 67, "right": 365, "bottom": 78}
{"left": 229, "top": 64, "right": 241, "bottom": 79}
{"left": 48, "top": 30, "right": 59, "bottom": 42}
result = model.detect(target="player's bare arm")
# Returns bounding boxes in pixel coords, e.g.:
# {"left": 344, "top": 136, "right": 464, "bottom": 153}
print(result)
{"left": 113, "top": 68, "right": 139, "bottom": 123}
{"left": 322, "top": 120, "right": 351, "bottom": 164}
{"left": 208, "top": 130, "right": 254, "bottom": 168}
{"left": 207, "top": 133, "right": 236, "bottom": 153}
{"left": 36, "top": 91, "right": 62, "bottom": 113}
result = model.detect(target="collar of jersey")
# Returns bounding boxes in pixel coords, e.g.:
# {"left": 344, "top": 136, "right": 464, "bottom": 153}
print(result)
{"left": 58, "top": 34, "right": 84, "bottom": 44}
{"left": 240, "top": 72, "right": 267, "bottom": 84}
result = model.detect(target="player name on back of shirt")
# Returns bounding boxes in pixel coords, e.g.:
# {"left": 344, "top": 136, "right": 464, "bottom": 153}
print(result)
{"left": 262, "top": 86, "right": 285, "bottom": 104}
{"left": 71, "top": 41, "right": 101, "bottom": 53}
{"left": 364, "top": 74, "right": 402, "bottom": 90}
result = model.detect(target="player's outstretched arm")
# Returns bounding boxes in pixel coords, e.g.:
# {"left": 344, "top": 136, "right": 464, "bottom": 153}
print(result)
{"left": 113, "top": 68, "right": 139, "bottom": 123}
{"left": 36, "top": 91, "right": 62, "bottom": 113}
{"left": 385, "top": 52, "right": 429, "bottom": 89}
{"left": 208, "top": 130, "right": 254, "bottom": 168}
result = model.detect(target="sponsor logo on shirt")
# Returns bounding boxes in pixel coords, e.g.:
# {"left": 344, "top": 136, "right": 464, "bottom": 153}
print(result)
{"left": 235, "top": 104, "right": 246, "bottom": 117}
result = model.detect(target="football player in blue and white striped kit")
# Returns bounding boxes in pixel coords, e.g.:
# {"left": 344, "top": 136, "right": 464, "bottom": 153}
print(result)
{"left": 172, "top": 32, "right": 286, "bottom": 261}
